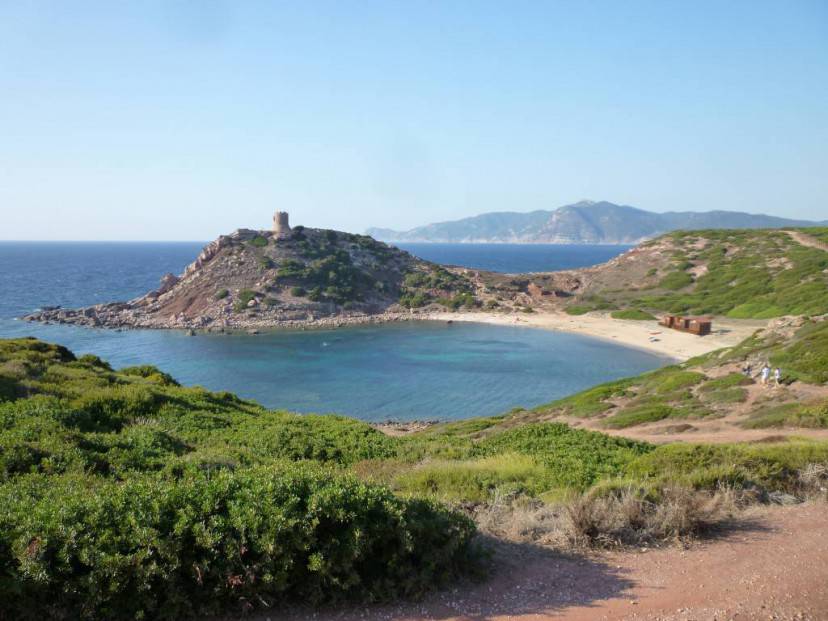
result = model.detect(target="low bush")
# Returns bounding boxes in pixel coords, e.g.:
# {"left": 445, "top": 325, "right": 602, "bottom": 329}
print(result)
{"left": 610, "top": 309, "right": 656, "bottom": 320}
{"left": 603, "top": 404, "right": 674, "bottom": 429}
{"left": 233, "top": 289, "right": 259, "bottom": 312}
{"left": 0, "top": 465, "right": 477, "bottom": 620}
{"left": 476, "top": 423, "right": 652, "bottom": 490}
{"left": 395, "top": 453, "right": 548, "bottom": 501}
{"left": 658, "top": 271, "right": 693, "bottom": 290}
{"left": 624, "top": 441, "right": 828, "bottom": 491}
{"left": 534, "top": 378, "right": 634, "bottom": 418}
{"left": 742, "top": 401, "right": 828, "bottom": 429}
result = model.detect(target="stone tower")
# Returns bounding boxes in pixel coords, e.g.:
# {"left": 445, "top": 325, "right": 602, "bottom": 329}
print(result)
{"left": 273, "top": 211, "right": 291, "bottom": 240}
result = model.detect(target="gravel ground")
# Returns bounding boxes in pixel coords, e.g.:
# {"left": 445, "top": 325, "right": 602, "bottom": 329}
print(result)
{"left": 234, "top": 503, "right": 828, "bottom": 621}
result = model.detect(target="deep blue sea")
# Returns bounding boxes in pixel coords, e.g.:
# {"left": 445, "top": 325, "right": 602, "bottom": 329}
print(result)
{"left": 398, "top": 243, "right": 631, "bottom": 273}
{"left": 0, "top": 241, "right": 662, "bottom": 421}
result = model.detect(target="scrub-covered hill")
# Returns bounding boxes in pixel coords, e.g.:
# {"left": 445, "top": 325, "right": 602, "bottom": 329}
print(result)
{"left": 471, "top": 227, "right": 828, "bottom": 319}
{"left": 1, "top": 334, "right": 827, "bottom": 619}
{"left": 24, "top": 226, "right": 481, "bottom": 330}
{"left": 522, "top": 314, "right": 828, "bottom": 438}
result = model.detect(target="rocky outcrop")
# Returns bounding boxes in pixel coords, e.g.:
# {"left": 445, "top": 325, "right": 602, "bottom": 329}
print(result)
{"left": 23, "top": 226, "right": 485, "bottom": 331}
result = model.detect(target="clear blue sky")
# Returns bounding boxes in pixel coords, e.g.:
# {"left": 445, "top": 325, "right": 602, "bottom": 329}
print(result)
{"left": 1, "top": 1, "right": 826, "bottom": 240}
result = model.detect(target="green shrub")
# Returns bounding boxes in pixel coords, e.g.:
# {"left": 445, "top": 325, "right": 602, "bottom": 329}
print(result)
{"left": 0, "top": 465, "right": 477, "bottom": 620}
{"left": 625, "top": 441, "right": 828, "bottom": 491}
{"left": 475, "top": 423, "right": 652, "bottom": 490}
{"left": 610, "top": 309, "right": 656, "bottom": 320}
{"left": 534, "top": 378, "right": 634, "bottom": 418}
{"left": 120, "top": 365, "right": 179, "bottom": 386}
{"left": 642, "top": 369, "right": 705, "bottom": 394}
{"left": 565, "top": 305, "right": 591, "bottom": 315}
{"left": 214, "top": 288, "right": 229, "bottom": 300}
{"left": 233, "top": 289, "right": 259, "bottom": 312}
{"left": 768, "top": 320, "right": 828, "bottom": 384}
{"left": 698, "top": 373, "right": 752, "bottom": 392}
{"left": 658, "top": 271, "right": 693, "bottom": 290}
{"left": 603, "top": 404, "right": 674, "bottom": 428}
{"left": 395, "top": 453, "right": 547, "bottom": 501}
{"left": 743, "top": 401, "right": 828, "bottom": 429}
{"left": 399, "top": 292, "right": 430, "bottom": 308}
{"left": 248, "top": 235, "right": 268, "bottom": 247}
{"left": 701, "top": 387, "right": 748, "bottom": 404}
{"left": 290, "top": 286, "right": 307, "bottom": 297}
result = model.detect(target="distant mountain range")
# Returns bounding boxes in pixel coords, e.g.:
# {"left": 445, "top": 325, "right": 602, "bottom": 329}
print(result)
{"left": 366, "top": 201, "right": 825, "bottom": 244}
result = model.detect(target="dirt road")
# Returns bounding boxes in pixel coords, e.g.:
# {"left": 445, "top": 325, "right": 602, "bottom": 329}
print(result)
{"left": 261, "top": 504, "right": 828, "bottom": 621}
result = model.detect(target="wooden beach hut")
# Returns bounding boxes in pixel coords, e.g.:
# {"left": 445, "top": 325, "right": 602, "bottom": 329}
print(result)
{"left": 659, "top": 314, "right": 712, "bottom": 336}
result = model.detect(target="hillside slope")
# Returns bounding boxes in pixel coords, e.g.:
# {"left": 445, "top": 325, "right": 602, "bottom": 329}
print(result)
{"left": 25, "top": 226, "right": 480, "bottom": 330}
{"left": 368, "top": 200, "right": 823, "bottom": 244}
{"left": 468, "top": 227, "right": 828, "bottom": 320}
{"left": 1, "top": 326, "right": 826, "bottom": 618}
{"left": 522, "top": 314, "right": 828, "bottom": 440}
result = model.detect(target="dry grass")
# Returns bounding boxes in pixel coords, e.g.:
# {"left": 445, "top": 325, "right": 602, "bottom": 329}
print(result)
{"left": 475, "top": 485, "right": 740, "bottom": 550}
{"left": 474, "top": 463, "right": 828, "bottom": 551}
{"left": 799, "top": 463, "right": 828, "bottom": 500}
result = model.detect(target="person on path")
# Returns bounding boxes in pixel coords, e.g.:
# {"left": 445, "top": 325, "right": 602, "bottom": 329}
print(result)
{"left": 760, "top": 364, "right": 771, "bottom": 386}
{"left": 742, "top": 362, "right": 752, "bottom": 378}
{"left": 774, "top": 367, "right": 782, "bottom": 387}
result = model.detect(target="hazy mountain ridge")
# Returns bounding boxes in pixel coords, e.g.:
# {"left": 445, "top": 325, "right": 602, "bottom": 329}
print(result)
{"left": 367, "top": 201, "right": 824, "bottom": 244}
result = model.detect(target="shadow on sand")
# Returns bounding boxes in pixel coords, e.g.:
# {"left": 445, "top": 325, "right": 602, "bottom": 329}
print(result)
{"left": 220, "top": 517, "right": 774, "bottom": 621}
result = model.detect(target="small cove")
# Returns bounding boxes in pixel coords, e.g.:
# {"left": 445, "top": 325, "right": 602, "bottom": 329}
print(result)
{"left": 0, "top": 241, "right": 665, "bottom": 420}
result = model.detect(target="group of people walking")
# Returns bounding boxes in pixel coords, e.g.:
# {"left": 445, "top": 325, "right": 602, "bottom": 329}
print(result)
{"left": 742, "top": 362, "right": 782, "bottom": 387}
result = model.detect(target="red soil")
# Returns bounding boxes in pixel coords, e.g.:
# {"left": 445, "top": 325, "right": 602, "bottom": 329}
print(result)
{"left": 260, "top": 504, "right": 828, "bottom": 621}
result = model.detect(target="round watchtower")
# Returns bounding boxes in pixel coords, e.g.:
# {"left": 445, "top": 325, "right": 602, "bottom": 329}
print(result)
{"left": 273, "top": 211, "right": 291, "bottom": 240}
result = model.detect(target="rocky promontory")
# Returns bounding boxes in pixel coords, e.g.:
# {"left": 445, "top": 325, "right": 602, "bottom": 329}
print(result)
{"left": 24, "top": 226, "right": 501, "bottom": 331}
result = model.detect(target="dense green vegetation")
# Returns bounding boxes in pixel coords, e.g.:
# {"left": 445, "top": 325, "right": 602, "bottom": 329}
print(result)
{"left": 398, "top": 266, "right": 476, "bottom": 309}
{"left": 274, "top": 248, "right": 368, "bottom": 305}
{"left": 0, "top": 339, "right": 475, "bottom": 619}
{"left": 631, "top": 229, "right": 828, "bottom": 318}
{"left": 1, "top": 321, "right": 826, "bottom": 618}
{"left": 610, "top": 309, "right": 657, "bottom": 320}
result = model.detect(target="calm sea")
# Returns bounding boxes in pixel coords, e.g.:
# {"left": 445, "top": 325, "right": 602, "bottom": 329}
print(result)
{"left": 0, "top": 241, "right": 660, "bottom": 421}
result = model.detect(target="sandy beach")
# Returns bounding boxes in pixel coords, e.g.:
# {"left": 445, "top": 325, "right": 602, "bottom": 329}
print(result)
{"left": 427, "top": 310, "right": 765, "bottom": 362}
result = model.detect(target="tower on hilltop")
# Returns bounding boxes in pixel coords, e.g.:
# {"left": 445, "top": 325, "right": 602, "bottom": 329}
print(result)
{"left": 273, "top": 211, "right": 291, "bottom": 239}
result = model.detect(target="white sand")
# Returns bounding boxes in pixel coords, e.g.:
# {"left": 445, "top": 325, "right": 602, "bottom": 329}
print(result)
{"left": 426, "top": 311, "right": 765, "bottom": 362}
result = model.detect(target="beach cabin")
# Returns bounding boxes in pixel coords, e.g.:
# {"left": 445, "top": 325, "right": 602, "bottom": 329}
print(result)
{"left": 659, "top": 314, "right": 712, "bottom": 336}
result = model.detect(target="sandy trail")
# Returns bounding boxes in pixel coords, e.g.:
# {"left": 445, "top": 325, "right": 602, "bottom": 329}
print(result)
{"left": 786, "top": 230, "right": 828, "bottom": 252}
{"left": 254, "top": 504, "right": 828, "bottom": 621}
{"left": 427, "top": 311, "right": 764, "bottom": 362}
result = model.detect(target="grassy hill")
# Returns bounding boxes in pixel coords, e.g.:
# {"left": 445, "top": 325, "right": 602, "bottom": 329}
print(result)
{"left": 526, "top": 315, "right": 828, "bottom": 431}
{"left": 557, "top": 228, "right": 828, "bottom": 319}
{"left": 1, "top": 331, "right": 827, "bottom": 619}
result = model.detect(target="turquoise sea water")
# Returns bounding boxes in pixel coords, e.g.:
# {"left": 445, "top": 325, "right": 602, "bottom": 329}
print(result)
{"left": 0, "top": 241, "right": 663, "bottom": 420}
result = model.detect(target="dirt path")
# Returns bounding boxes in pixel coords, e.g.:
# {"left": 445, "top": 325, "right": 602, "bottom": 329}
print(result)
{"left": 786, "top": 230, "right": 828, "bottom": 252}
{"left": 250, "top": 504, "right": 828, "bottom": 621}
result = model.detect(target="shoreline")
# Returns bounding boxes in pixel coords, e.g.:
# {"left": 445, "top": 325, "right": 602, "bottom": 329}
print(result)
{"left": 25, "top": 306, "right": 764, "bottom": 362}
{"left": 424, "top": 310, "right": 765, "bottom": 362}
